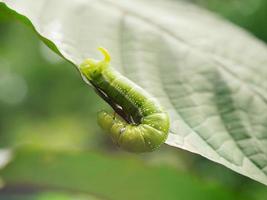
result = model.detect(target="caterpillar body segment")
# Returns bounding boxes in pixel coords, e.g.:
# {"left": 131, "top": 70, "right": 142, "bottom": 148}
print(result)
{"left": 79, "top": 48, "right": 170, "bottom": 152}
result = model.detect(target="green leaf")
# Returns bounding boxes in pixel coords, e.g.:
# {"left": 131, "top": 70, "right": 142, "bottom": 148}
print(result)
{"left": 1, "top": 0, "right": 267, "bottom": 185}
{"left": 0, "top": 147, "right": 240, "bottom": 200}
{"left": 0, "top": 191, "right": 102, "bottom": 200}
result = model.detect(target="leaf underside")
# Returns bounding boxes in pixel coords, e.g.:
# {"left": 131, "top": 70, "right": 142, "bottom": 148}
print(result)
{"left": 1, "top": 0, "right": 267, "bottom": 185}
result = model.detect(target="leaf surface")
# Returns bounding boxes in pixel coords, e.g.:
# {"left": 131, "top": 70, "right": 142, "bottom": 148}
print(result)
{"left": 1, "top": 0, "right": 267, "bottom": 185}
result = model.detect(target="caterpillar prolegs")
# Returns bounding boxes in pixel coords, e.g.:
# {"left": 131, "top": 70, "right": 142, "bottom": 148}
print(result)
{"left": 79, "top": 48, "right": 170, "bottom": 152}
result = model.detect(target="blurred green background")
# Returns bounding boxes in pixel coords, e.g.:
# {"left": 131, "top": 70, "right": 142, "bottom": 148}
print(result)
{"left": 0, "top": 0, "right": 267, "bottom": 199}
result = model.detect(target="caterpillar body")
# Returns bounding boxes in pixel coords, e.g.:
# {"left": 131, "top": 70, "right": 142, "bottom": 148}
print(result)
{"left": 79, "top": 48, "right": 170, "bottom": 153}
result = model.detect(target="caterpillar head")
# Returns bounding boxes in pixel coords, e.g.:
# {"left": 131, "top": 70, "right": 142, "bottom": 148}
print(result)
{"left": 79, "top": 47, "right": 111, "bottom": 81}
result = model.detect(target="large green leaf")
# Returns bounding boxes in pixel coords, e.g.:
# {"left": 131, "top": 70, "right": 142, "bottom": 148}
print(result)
{"left": 0, "top": 191, "right": 102, "bottom": 200}
{"left": 1, "top": 0, "right": 267, "bottom": 185}
{"left": 0, "top": 148, "right": 240, "bottom": 200}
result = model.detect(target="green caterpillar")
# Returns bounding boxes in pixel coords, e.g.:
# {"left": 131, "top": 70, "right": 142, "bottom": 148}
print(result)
{"left": 79, "top": 48, "right": 170, "bottom": 152}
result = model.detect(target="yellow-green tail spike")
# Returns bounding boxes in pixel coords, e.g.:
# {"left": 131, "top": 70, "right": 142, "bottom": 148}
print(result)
{"left": 98, "top": 47, "right": 111, "bottom": 64}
